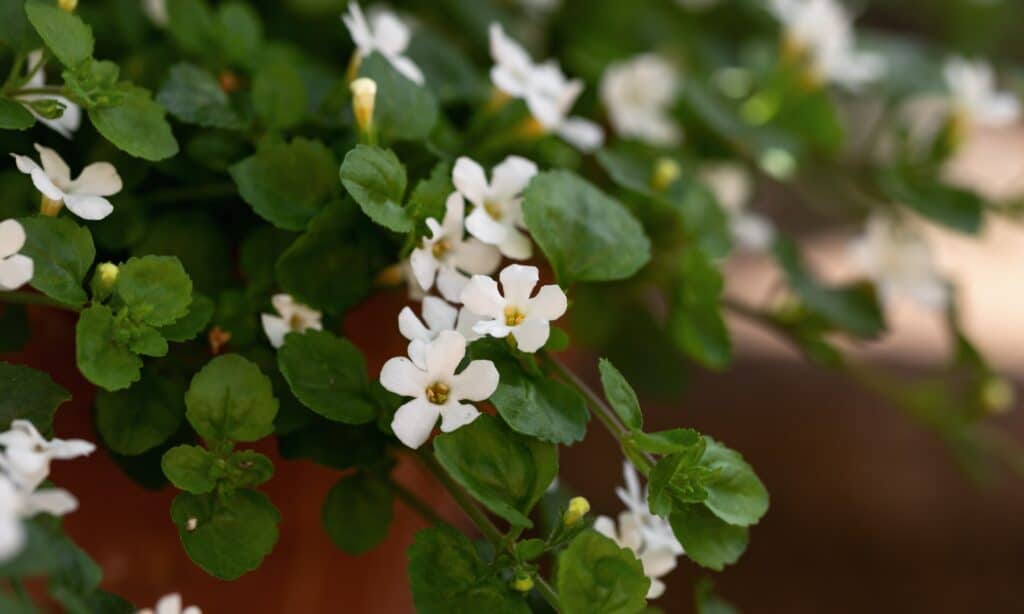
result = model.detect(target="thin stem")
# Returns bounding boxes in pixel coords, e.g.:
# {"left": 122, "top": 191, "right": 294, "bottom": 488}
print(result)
{"left": 3, "top": 53, "right": 27, "bottom": 91}
{"left": 534, "top": 576, "right": 561, "bottom": 611}
{"left": 416, "top": 450, "right": 505, "bottom": 545}
{"left": 387, "top": 476, "right": 445, "bottom": 525}
{"left": 0, "top": 291, "right": 80, "bottom": 312}
{"left": 8, "top": 86, "right": 64, "bottom": 97}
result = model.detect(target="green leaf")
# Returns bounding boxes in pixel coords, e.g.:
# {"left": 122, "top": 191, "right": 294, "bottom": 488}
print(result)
{"left": 170, "top": 489, "right": 280, "bottom": 580}
{"left": 408, "top": 161, "right": 452, "bottom": 225}
{"left": 700, "top": 439, "right": 769, "bottom": 527}
{"left": 0, "top": 362, "right": 69, "bottom": 433}
{"left": 230, "top": 138, "right": 337, "bottom": 231}
{"left": 161, "top": 444, "right": 217, "bottom": 494}
{"left": 515, "top": 538, "right": 546, "bottom": 562}
{"left": 0, "top": 98, "right": 34, "bottom": 130}
{"left": 557, "top": 530, "right": 650, "bottom": 614}
{"left": 126, "top": 323, "right": 168, "bottom": 357}
{"left": 358, "top": 53, "right": 439, "bottom": 142}
{"left": 670, "top": 503, "right": 748, "bottom": 571}
{"left": 879, "top": 166, "right": 983, "bottom": 234}
{"left": 18, "top": 216, "right": 95, "bottom": 307}
{"left": 184, "top": 354, "right": 279, "bottom": 442}
{"left": 625, "top": 428, "right": 701, "bottom": 456}
{"left": 668, "top": 249, "right": 732, "bottom": 369}
{"left": 252, "top": 60, "right": 307, "bottom": 131}
{"left": 116, "top": 255, "right": 194, "bottom": 327}
{"left": 522, "top": 171, "right": 651, "bottom": 286}
{"left": 158, "top": 293, "right": 214, "bottom": 342}
{"left": 76, "top": 305, "right": 143, "bottom": 391}
{"left": 0, "top": 2, "right": 40, "bottom": 53}
{"left": 228, "top": 449, "right": 274, "bottom": 488}
{"left": 157, "top": 63, "right": 243, "bottom": 129}
{"left": 278, "top": 421, "right": 389, "bottom": 471}
{"left": 95, "top": 373, "right": 185, "bottom": 455}
{"left": 166, "top": 0, "right": 217, "bottom": 56}
{"left": 322, "top": 472, "right": 394, "bottom": 554}
{"left": 340, "top": 145, "right": 412, "bottom": 232}
{"left": 89, "top": 87, "right": 179, "bottom": 161}
{"left": 277, "top": 330, "right": 375, "bottom": 424}
{"left": 408, "top": 525, "right": 530, "bottom": 614}
{"left": 597, "top": 358, "right": 642, "bottom": 430}
{"left": 433, "top": 414, "right": 557, "bottom": 528}
{"left": 648, "top": 440, "right": 711, "bottom": 516}
{"left": 24, "top": 0, "right": 94, "bottom": 67}
{"left": 217, "top": 2, "right": 263, "bottom": 66}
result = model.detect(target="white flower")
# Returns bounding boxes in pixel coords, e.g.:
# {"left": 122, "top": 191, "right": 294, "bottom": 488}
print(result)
{"left": 0, "top": 219, "right": 34, "bottom": 291}
{"left": 379, "top": 330, "right": 499, "bottom": 449}
{"left": 0, "top": 420, "right": 94, "bottom": 493}
{"left": 261, "top": 294, "right": 323, "bottom": 349}
{"left": 453, "top": 155, "right": 537, "bottom": 260}
{"left": 12, "top": 144, "right": 122, "bottom": 221}
{"left": 0, "top": 474, "right": 79, "bottom": 563}
{"left": 142, "top": 0, "right": 169, "bottom": 27}
{"left": 769, "top": 0, "right": 884, "bottom": 90}
{"left": 943, "top": 57, "right": 1020, "bottom": 128}
{"left": 342, "top": 2, "right": 424, "bottom": 85}
{"left": 594, "top": 512, "right": 679, "bottom": 599}
{"left": 460, "top": 264, "right": 568, "bottom": 353}
{"left": 700, "top": 164, "right": 775, "bottom": 252}
{"left": 137, "top": 593, "right": 202, "bottom": 614}
{"left": 409, "top": 192, "right": 502, "bottom": 302}
{"left": 600, "top": 54, "right": 682, "bottom": 146}
{"left": 488, "top": 24, "right": 604, "bottom": 152}
{"left": 15, "top": 51, "right": 81, "bottom": 139}
{"left": 399, "top": 296, "right": 457, "bottom": 364}
{"left": 850, "top": 215, "right": 948, "bottom": 310}
{"left": 613, "top": 462, "right": 685, "bottom": 557}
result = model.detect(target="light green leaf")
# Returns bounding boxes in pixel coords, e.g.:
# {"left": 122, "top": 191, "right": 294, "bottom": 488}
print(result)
{"left": 89, "top": 87, "right": 179, "bottom": 161}
{"left": 625, "top": 428, "right": 701, "bottom": 456}
{"left": 277, "top": 330, "right": 376, "bottom": 424}
{"left": 161, "top": 444, "right": 217, "bottom": 494}
{"left": 116, "top": 255, "right": 194, "bottom": 327}
{"left": 127, "top": 323, "right": 168, "bottom": 357}
{"left": 184, "top": 354, "right": 279, "bottom": 442}
{"left": 322, "top": 473, "right": 394, "bottom": 554}
{"left": 0, "top": 362, "right": 69, "bottom": 433}
{"left": 75, "top": 304, "right": 143, "bottom": 392}
{"left": 670, "top": 503, "right": 748, "bottom": 571}
{"left": 358, "top": 53, "right": 438, "bottom": 142}
{"left": 24, "top": 0, "right": 94, "bottom": 67}
{"left": 557, "top": 530, "right": 650, "bottom": 614}
{"left": 228, "top": 449, "right": 274, "bottom": 488}
{"left": 647, "top": 440, "right": 711, "bottom": 517}
{"left": 668, "top": 249, "right": 731, "bottom": 370}
{"left": 0, "top": 98, "right": 34, "bottom": 130}
{"left": 18, "top": 216, "right": 95, "bottom": 307}
{"left": 158, "top": 293, "right": 214, "bottom": 342}
{"left": 96, "top": 374, "right": 185, "bottom": 455}
{"left": 157, "top": 63, "right": 243, "bottom": 129}
{"left": 340, "top": 145, "right": 412, "bottom": 232}
{"left": 522, "top": 170, "right": 651, "bottom": 286}
{"left": 433, "top": 414, "right": 557, "bottom": 528}
{"left": 700, "top": 439, "right": 769, "bottom": 527}
{"left": 252, "top": 60, "right": 307, "bottom": 131}
{"left": 597, "top": 358, "right": 642, "bottom": 430}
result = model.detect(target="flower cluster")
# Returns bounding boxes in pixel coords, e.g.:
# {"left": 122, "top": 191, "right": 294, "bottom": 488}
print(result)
{"left": 0, "top": 420, "right": 94, "bottom": 562}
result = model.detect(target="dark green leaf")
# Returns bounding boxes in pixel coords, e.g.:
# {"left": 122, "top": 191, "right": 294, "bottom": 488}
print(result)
{"left": 557, "top": 530, "right": 650, "bottom": 614}
{"left": 18, "top": 216, "right": 95, "bottom": 307}
{"left": 161, "top": 444, "right": 217, "bottom": 494}
{"left": 0, "top": 2, "right": 40, "bottom": 53}
{"left": 0, "top": 362, "right": 69, "bottom": 433}
{"left": 879, "top": 166, "right": 983, "bottom": 234}
{"left": 95, "top": 374, "right": 185, "bottom": 455}
{"left": 252, "top": 60, "right": 306, "bottom": 130}
{"left": 158, "top": 293, "right": 214, "bottom": 342}
{"left": 228, "top": 449, "right": 274, "bottom": 488}
{"left": 25, "top": 1, "right": 94, "bottom": 67}
{"left": 184, "top": 354, "right": 279, "bottom": 442}
{"left": 597, "top": 358, "right": 642, "bottom": 430}
{"left": 700, "top": 439, "right": 769, "bottom": 527}
{"left": 322, "top": 473, "right": 394, "bottom": 554}
{"left": 157, "top": 63, "right": 243, "bottom": 129}
{"left": 277, "top": 330, "right": 375, "bottom": 424}
{"left": 358, "top": 53, "right": 438, "bottom": 142}
{"left": 76, "top": 304, "right": 143, "bottom": 391}
{"left": 0, "top": 98, "right": 35, "bottom": 130}
{"left": 340, "top": 145, "right": 412, "bottom": 232}
{"left": 116, "top": 255, "right": 194, "bottom": 327}
{"left": 670, "top": 503, "right": 748, "bottom": 571}
{"left": 89, "top": 87, "right": 179, "bottom": 161}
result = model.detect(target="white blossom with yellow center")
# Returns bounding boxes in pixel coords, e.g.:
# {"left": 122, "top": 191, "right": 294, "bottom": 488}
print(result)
{"left": 342, "top": 1, "right": 424, "bottom": 85}
{"left": 260, "top": 294, "right": 323, "bottom": 349}
{"left": 453, "top": 155, "right": 537, "bottom": 260}
{"left": 460, "top": 264, "right": 568, "bottom": 353}
{"left": 12, "top": 144, "right": 122, "bottom": 220}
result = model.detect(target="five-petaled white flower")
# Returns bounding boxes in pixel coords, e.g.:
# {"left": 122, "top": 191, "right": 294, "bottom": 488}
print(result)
{"left": 769, "top": 0, "right": 884, "bottom": 90}
{"left": 380, "top": 330, "right": 499, "bottom": 449}
{"left": 850, "top": 215, "right": 948, "bottom": 310}
{"left": 12, "top": 144, "right": 122, "bottom": 221}
{"left": 0, "top": 420, "right": 95, "bottom": 492}
{"left": 0, "top": 219, "right": 33, "bottom": 291}
{"left": 409, "top": 192, "right": 502, "bottom": 302}
{"left": 343, "top": 1, "right": 424, "bottom": 85}
{"left": 16, "top": 51, "right": 81, "bottom": 139}
{"left": 943, "top": 57, "right": 1021, "bottom": 128}
{"left": 460, "top": 264, "right": 568, "bottom": 353}
{"left": 261, "top": 294, "right": 323, "bottom": 349}
{"left": 0, "top": 473, "right": 79, "bottom": 563}
{"left": 137, "top": 592, "right": 202, "bottom": 614}
{"left": 601, "top": 54, "right": 682, "bottom": 147}
{"left": 700, "top": 163, "right": 775, "bottom": 252}
{"left": 487, "top": 24, "right": 604, "bottom": 152}
{"left": 453, "top": 155, "right": 537, "bottom": 260}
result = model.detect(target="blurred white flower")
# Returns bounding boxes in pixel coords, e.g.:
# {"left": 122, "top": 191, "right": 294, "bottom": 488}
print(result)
{"left": 0, "top": 474, "right": 79, "bottom": 563}
{"left": 12, "top": 144, "right": 122, "bottom": 221}
{"left": 409, "top": 192, "right": 502, "bottom": 302}
{"left": 613, "top": 461, "right": 685, "bottom": 557}
{"left": 454, "top": 155, "right": 537, "bottom": 260}
{"left": 16, "top": 51, "right": 81, "bottom": 139}
{"left": 850, "top": 215, "right": 949, "bottom": 310}
{"left": 944, "top": 57, "right": 1020, "bottom": 128}
{"left": 142, "top": 0, "right": 169, "bottom": 27}
{"left": 460, "top": 264, "right": 568, "bottom": 353}
{"left": 0, "top": 219, "right": 33, "bottom": 291}
{"left": 343, "top": 2, "right": 424, "bottom": 85}
{"left": 380, "top": 330, "right": 499, "bottom": 449}
{"left": 594, "top": 511, "right": 679, "bottom": 599}
{"left": 601, "top": 54, "right": 682, "bottom": 146}
{"left": 137, "top": 593, "right": 202, "bottom": 614}
{"left": 768, "top": 0, "right": 884, "bottom": 90}
{"left": 0, "top": 420, "right": 94, "bottom": 492}
{"left": 701, "top": 163, "right": 775, "bottom": 252}
{"left": 261, "top": 294, "right": 323, "bottom": 349}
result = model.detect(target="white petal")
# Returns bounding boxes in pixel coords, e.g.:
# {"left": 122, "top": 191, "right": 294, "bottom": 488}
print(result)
{"left": 473, "top": 319, "right": 512, "bottom": 339}
{"left": 3, "top": 447, "right": 49, "bottom": 492}
{"left": 465, "top": 207, "right": 509, "bottom": 246}
{"left": 451, "top": 360, "right": 499, "bottom": 402}
{"left": 12, "top": 154, "right": 64, "bottom": 200}
{"left": 491, "top": 66, "right": 529, "bottom": 98}
{"left": 409, "top": 248, "right": 439, "bottom": 291}
{"left": 593, "top": 515, "right": 618, "bottom": 541}
{"left": 499, "top": 227, "right": 532, "bottom": 260}
{"left": 0, "top": 518, "right": 25, "bottom": 562}
{"left": 0, "top": 219, "right": 27, "bottom": 258}
{"left": 424, "top": 330, "right": 466, "bottom": 381}
{"left": 436, "top": 267, "right": 470, "bottom": 303}
{"left": 512, "top": 317, "right": 549, "bottom": 353}
{"left": 441, "top": 192, "right": 466, "bottom": 237}
{"left": 489, "top": 24, "right": 534, "bottom": 97}
{"left": 617, "top": 511, "right": 645, "bottom": 552}
{"left": 398, "top": 306, "right": 430, "bottom": 342}
{"left": 261, "top": 314, "right": 289, "bottom": 349}
{"left": 23, "top": 488, "right": 78, "bottom": 516}
{"left": 408, "top": 339, "right": 427, "bottom": 370}
{"left": 557, "top": 117, "right": 605, "bottom": 152}
{"left": 499, "top": 264, "right": 539, "bottom": 306}
{"left": 62, "top": 193, "right": 114, "bottom": 221}
{"left": 646, "top": 578, "right": 666, "bottom": 600}
{"left": 155, "top": 593, "right": 183, "bottom": 614}
{"left": 421, "top": 296, "right": 458, "bottom": 332}
{"left": 528, "top": 284, "right": 568, "bottom": 321}
{"left": 66, "top": 162, "right": 122, "bottom": 197}
{"left": 380, "top": 356, "right": 428, "bottom": 398}
{"left": 391, "top": 398, "right": 440, "bottom": 449}
{"left": 490, "top": 156, "right": 538, "bottom": 202}
{"left": 452, "top": 157, "right": 489, "bottom": 207}
{"left": 47, "top": 438, "right": 95, "bottom": 460}
{"left": 342, "top": 2, "right": 374, "bottom": 53}
{"left": 460, "top": 274, "right": 505, "bottom": 318}
{"left": 0, "top": 255, "right": 33, "bottom": 290}
{"left": 182, "top": 607, "right": 201, "bottom": 614}
{"left": 370, "top": 11, "right": 411, "bottom": 56}
{"left": 33, "top": 144, "right": 71, "bottom": 187}
{"left": 641, "top": 547, "right": 678, "bottom": 578}
{"left": 455, "top": 307, "right": 483, "bottom": 342}
{"left": 389, "top": 54, "right": 425, "bottom": 86}
{"left": 452, "top": 238, "right": 502, "bottom": 275}
{"left": 438, "top": 403, "right": 480, "bottom": 433}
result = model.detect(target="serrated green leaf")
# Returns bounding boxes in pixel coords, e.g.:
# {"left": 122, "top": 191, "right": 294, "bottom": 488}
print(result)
{"left": 89, "top": 87, "right": 179, "bottom": 161}
{"left": 700, "top": 439, "right": 769, "bottom": 527}
{"left": 76, "top": 304, "right": 142, "bottom": 392}
{"left": 18, "top": 216, "right": 95, "bottom": 307}
{"left": 161, "top": 444, "right": 217, "bottom": 493}
{"left": 157, "top": 63, "right": 243, "bottom": 129}
{"left": 158, "top": 293, "right": 214, "bottom": 342}
{"left": 277, "top": 330, "right": 376, "bottom": 424}
{"left": 96, "top": 374, "right": 185, "bottom": 455}
{"left": 340, "top": 145, "right": 412, "bottom": 232}
{"left": 557, "top": 530, "right": 650, "bottom": 614}
{"left": 116, "top": 255, "right": 193, "bottom": 327}
{"left": 670, "top": 503, "right": 748, "bottom": 571}
{"left": 252, "top": 60, "right": 306, "bottom": 130}
{"left": 322, "top": 473, "right": 394, "bottom": 554}
{"left": 25, "top": 1, "right": 94, "bottom": 67}
{"left": 184, "top": 354, "right": 278, "bottom": 442}
{"left": 0, "top": 362, "right": 69, "bottom": 433}
{"left": 597, "top": 358, "right": 642, "bottom": 430}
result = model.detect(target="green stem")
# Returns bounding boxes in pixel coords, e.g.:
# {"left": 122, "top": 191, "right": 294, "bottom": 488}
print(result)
{"left": 388, "top": 476, "right": 445, "bottom": 525}
{"left": 8, "top": 86, "right": 64, "bottom": 97}
{"left": 416, "top": 450, "right": 505, "bottom": 545}
{"left": 534, "top": 576, "right": 561, "bottom": 611}
{"left": 0, "top": 291, "right": 80, "bottom": 312}
{"left": 3, "top": 53, "right": 27, "bottom": 91}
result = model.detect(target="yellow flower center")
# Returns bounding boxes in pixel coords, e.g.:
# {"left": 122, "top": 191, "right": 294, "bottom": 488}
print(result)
{"left": 289, "top": 313, "right": 305, "bottom": 329}
{"left": 484, "top": 200, "right": 503, "bottom": 220}
{"left": 432, "top": 238, "right": 452, "bottom": 259}
{"left": 504, "top": 306, "right": 526, "bottom": 326}
{"left": 40, "top": 196, "right": 63, "bottom": 217}
{"left": 425, "top": 382, "right": 450, "bottom": 405}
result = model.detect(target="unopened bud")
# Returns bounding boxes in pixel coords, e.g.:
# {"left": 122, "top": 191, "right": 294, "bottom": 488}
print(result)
{"left": 512, "top": 573, "right": 534, "bottom": 593}
{"left": 981, "top": 376, "right": 1015, "bottom": 415}
{"left": 563, "top": 496, "right": 590, "bottom": 527}
{"left": 58, "top": 0, "right": 78, "bottom": 12}
{"left": 350, "top": 77, "right": 377, "bottom": 138}
{"left": 90, "top": 262, "right": 119, "bottom": 300}
{"left": 651, "top": 157, "right": 681, "bottom": 191}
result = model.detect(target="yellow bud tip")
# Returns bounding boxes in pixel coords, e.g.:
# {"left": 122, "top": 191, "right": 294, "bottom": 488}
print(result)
{"left": 58, "top": 0, "right": 78, "bottom": 12}
{"left": 350, "top": 77, "right": 377, "bottom": 134}
{"left": 97, "top": 262, "right": 119, "bottom": 286}
{"left": 563, "top": 496, "right": 590, "bottom": 526}
{"left": 982, "top": 377, "right": 1015, "bottom": 415}
{"left": 512, "top": 575, "right": 534, "bottom": 593}
{"left": 651, "top": 158, "right": 682, "bottom": 191}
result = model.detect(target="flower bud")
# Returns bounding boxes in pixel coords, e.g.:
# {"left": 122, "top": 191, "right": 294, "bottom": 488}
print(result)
{"left": 563, "top": 496, "right": 590, "bottom": 527}
{"left": 26, "top": 99, "right": 66, "bottom": 120}
{"left": 58, "top": 0, "right": 78, "bottom": 12}
{"left": 91, "top": 262, "right": 119, "bottom": 299}
{"left": 511, "top": 573, "right": 534, "bottom": 593}
{"left": 350, "top": 77, "right": 377, "bottom": 139}
{"left": 981, "top": 376, "right": 1015, "bottom": 415}
{"left": 651, "top": 158, "right": 681, "bottom": 191}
